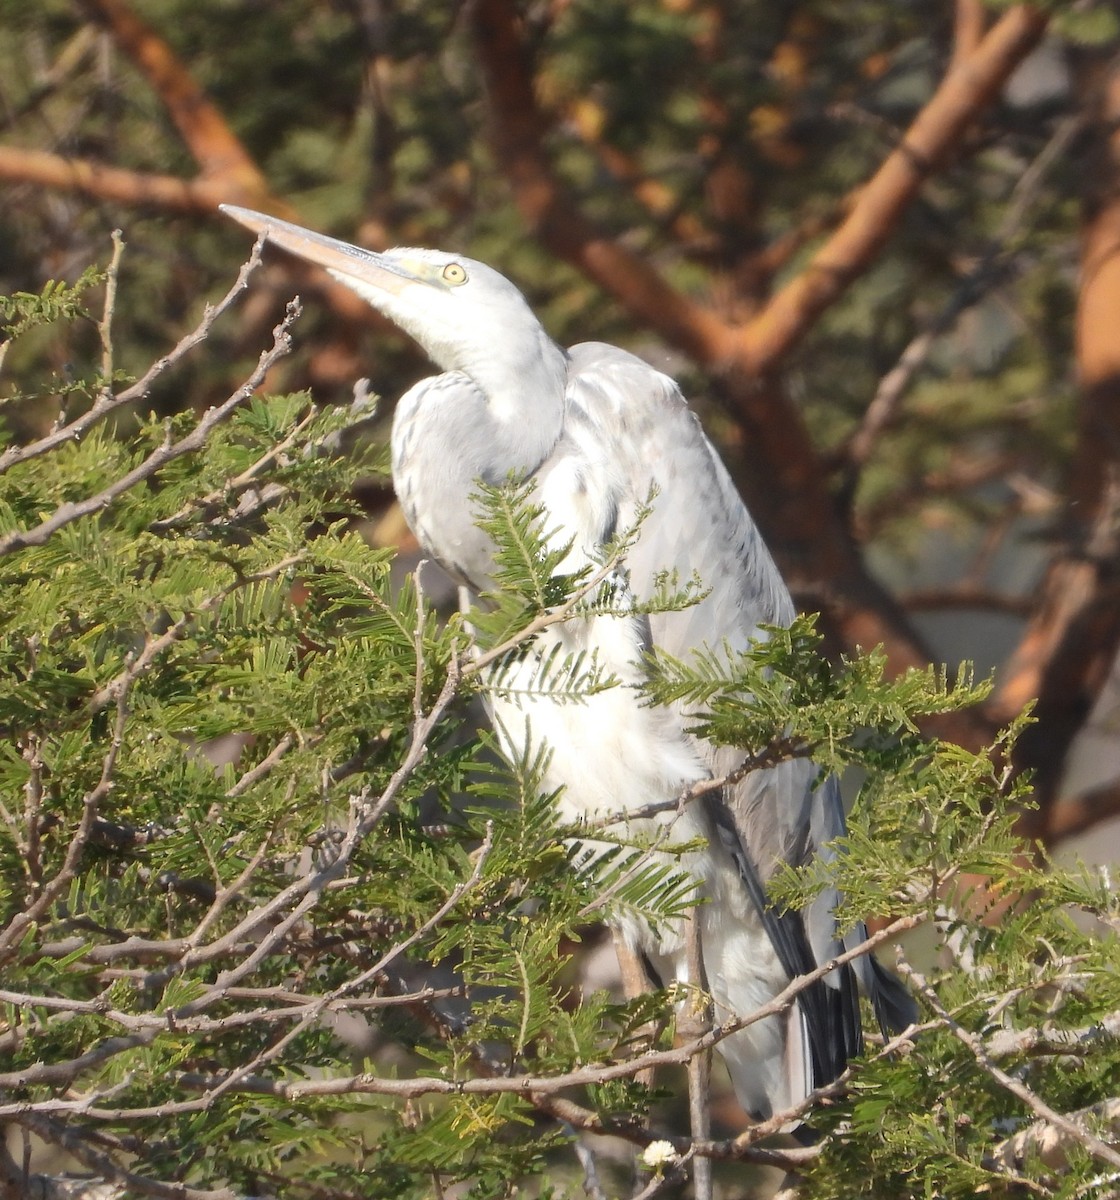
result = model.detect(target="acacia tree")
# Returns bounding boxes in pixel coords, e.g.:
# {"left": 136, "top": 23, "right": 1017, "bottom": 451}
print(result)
{"left": 0, "top": 0, "right": 1117, "bottom": 842}
{"left": 3, "top": 248, "right": 1120, "bottom": 1200}
{"left": 3, "top": 1, "right": 1120, "bottom": 1197}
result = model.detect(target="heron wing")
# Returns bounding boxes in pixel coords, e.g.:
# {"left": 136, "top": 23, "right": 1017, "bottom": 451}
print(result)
{"left": 564, "top": 341, "right": 865, "bottom": 1080}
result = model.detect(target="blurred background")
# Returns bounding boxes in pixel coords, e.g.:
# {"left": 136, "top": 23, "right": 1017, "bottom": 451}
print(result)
{"left": 0, "top": 0, "right": 1117, "bottom": 864}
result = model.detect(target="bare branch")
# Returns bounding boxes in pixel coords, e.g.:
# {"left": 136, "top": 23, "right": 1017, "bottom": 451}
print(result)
{"left": 898, "top": 586, "right": 1034, "bottom": 616}
{"left": 1045, "top": 776, "right": 1120, "bottom": 844}
{"left": 1, "top": 915, "right": 922, "bottom": 1122}
{"left": 75, "top": 0, "right": 281, "bottom": 210}
{"left": 898, "top": 956, "right": 1120, "bottom": 1171}
{"left": 991, "top": 1097, "right": 1120, "bottom": 1174}
{"left": 468, "top": 0, "right": 736, "bottom": 367}
{"left": 0, "top": 144, "right": 241, "bottom": 215}
{"left": 225, "top": 732, "right": 295, "bottom": 799}
{"left": 684, "top": 909, "right": 713, "bottom": 1200}
{"left": 95, "top": 230, "right": 125, "bottom": 399}
{"left": 0, "top": 687, "right": 133, "bottom": 957}
{"left": 739, "top": 6, "right": 1050, "bottom": 370}
{"left": 0, "top": 240, "right": 265, "bottom": 477}
{"left": 950, "top": 0, "right": 988, "bottom": 72}
{"left": 986, "top": 1010, "right": 1120, "bottom": 1061}
{"left": 0, "top": 299, "right": 300, "bottom": 556}
{"left": 11, "top": 1112, "right": 237, "bottom": 1200}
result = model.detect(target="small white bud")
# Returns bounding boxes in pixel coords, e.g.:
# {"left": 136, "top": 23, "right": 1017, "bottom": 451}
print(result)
{"left": 641, "top": 1140, "right": 677, "bottom": 1172}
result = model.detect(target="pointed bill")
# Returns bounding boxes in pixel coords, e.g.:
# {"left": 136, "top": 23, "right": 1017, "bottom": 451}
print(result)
{"left": 219, "top": 204, "right": 415, "bottom": 294}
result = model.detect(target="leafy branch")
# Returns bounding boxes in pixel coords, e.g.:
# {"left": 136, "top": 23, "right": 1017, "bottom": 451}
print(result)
{"left": 4, "top": 247, "right": 1120, "bottom": 1199}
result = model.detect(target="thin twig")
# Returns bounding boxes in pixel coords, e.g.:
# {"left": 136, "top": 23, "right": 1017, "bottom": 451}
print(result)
{"left": 0, "top": 297, "right": 299, "bottom": 556}
{"left": 147, "top": 399, "right": 322, "bottom": 532}
{"left": 629, "top": 1155, "right": 692, "bottom": 1200}
{"left": 11, "top": 1112, "right": 236, "bottom": 1200}
{"left": 412, "top": 563, "right": 429, "bottom": 725}
{"left": 3, "top": 914, "right": 924, "bottom": 1121}
{"left": 225, "top": 732, "right": 296, "bottom": 798}
{"left": 897, "top": 955, "right": 1120, "bottom": 1171}
{"left": 87, "top": 554, "right": 306, "bottom": 714}
{"left": 565, "top": 1127, "right": 609, "bottom": 1200}
{"left": 20, "top": 735, "right": 45, "bottom": 895}
{"left": 840, "top": 111, "right": 1085, "bottom": 476}
{"left": 583, "top": 739, "right": 808, "bottom": 832}
{"left": 0, "top": 239, "right": 265, "bottom": 477}
{"left": 0, "top": 686, "right": 133, "bottom": 956}
{"left": 684, "top": 908, "right": 713, "bottom": 1200}
{"left": 96, "top": 229, "right": 125, "bottom": 399}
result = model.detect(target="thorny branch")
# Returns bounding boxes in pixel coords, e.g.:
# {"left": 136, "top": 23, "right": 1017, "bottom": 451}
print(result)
{"left": 584, "top": 738, "right": 810, "bottom": 833}
{"left": 7, "top": 546, "right": 1120, "bottom": 1195}
{"left": 0, "top": 914, "right": 926, "bottom": 1122}
{"left": 0, "top": 299, "right": 300, "bottom": 557}
{"left": 897, "top": 955, "right": 1120, "bottom": 1173}
{"left": 0, "top": 687, "right": 133, "bottom": 957}
{"left": 0, "top": 236, "right": 266, "bottom": 476}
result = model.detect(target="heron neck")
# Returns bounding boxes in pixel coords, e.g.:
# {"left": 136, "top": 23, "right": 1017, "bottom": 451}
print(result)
{"left": 462, "top": 333, "right": 568, "bottom": 470}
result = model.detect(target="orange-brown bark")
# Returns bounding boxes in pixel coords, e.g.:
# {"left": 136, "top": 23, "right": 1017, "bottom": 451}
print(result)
{"left": 470, "top": 0, "right": 738, "bottom": 367}
{"left": 950, "top": 0, "right": 988, "bottom": 73}
{"left": 997, "top": 61, "right": 1120, "bottom": 837}
{"left": 0, "top": 151, "right": 386, "bottom": 333}
{"left": 1, "top": 4, "right": 390, "bottom": 333}
{"left": 471, "top": 0, "right": 1048, "bottom": 727}
{"left": 738, "top": 6, "right": 1049, "bottom": 371}
{"left": 474, "top": 0, "right": 1048, "bottom": 379}
{"left": 0, "top": 145, "right": 231, "bottom": 213}
{"left": 76, "top": 0, "right": 282, "bottom": 209}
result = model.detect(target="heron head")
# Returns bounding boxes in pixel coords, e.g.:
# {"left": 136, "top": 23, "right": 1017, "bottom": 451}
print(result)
{"left": 220, "top": 206, "right": 557, "bottom": 385}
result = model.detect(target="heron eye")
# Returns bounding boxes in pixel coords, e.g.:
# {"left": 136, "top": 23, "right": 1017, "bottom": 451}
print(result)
{"left": 442, "top": 262, "right": 468, "bottom": 286}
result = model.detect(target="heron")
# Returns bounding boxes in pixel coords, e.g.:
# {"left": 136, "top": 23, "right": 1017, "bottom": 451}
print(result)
{"left": 222, "top": 204, "right": 914, "bottom": 1124}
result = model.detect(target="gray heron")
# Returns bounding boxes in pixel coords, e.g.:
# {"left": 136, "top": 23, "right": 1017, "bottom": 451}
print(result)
{"left": 222, "top": 204, "right": 913, "bottom": 1123}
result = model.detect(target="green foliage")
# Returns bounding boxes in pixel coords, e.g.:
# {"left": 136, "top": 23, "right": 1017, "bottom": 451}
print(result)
{"left": 0, "top": 267, "right": 699, "bottom": 1197}
{"left": 647, "top": 614, "right": 989, "bottom": 779}
{"left": 3, "top": 265, "right": 1120, "bottom": 1200}
{"left": 0, "top": 267, "right": 105, "bottom": 339}
{"left": 0, "top": 0, "right": 1117, "bottom": 1191}
{"left": 468, "top": 477, "right": 591, "bottom": 647}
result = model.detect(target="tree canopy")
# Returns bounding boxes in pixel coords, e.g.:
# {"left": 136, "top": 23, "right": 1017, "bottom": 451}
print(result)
{"left": 2, "top": 2, "right": 1120, "bottom": 1197}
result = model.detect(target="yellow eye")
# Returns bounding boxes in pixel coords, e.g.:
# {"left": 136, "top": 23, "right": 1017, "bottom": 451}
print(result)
{"left": 442, "top": 262, "right": 468, "bottom": 286}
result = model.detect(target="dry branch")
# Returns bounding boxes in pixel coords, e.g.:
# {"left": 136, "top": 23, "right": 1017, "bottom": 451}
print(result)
{"left": 0, "top": 691, "right": 133, "bottom": 958}
{"left": 0, "top": 238, "right": 265, "bottom": 476}
{"left": 899, "top": 957, "right": 1120, "bottom": 1173}
{"left": 0, "top": 915, "right": 923, "bottom": 1124}
{"left": 991, "top": 1097, "right": 1120, "bottom": 1174}
{"left": 0, "top": 300, "right": 301, "bottom": 557}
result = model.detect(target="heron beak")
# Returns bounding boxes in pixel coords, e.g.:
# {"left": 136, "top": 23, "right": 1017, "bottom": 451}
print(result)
{"left": 219, "top": 204, "right": 416, "bottom": 295}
